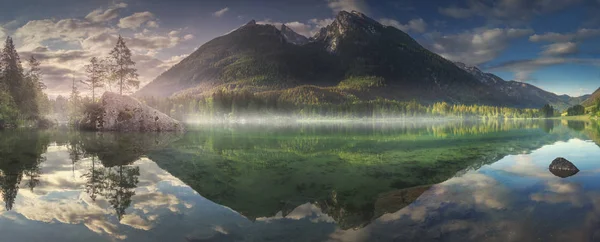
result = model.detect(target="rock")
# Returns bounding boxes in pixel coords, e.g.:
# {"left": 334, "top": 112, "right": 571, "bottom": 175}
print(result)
{"left": 549, "top": 157, "right": 579, "bottom": 178}
{"left": 79, "top": 92, "right": 184, "bottom": 132}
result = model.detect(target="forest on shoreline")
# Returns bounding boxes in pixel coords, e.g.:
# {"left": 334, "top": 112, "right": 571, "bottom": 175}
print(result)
{"left": 1, "top": 34, "right": 600, "bottom": 128}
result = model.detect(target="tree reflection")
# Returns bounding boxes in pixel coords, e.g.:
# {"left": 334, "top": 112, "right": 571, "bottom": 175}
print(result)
{"left": 0, "top": 131, "right": 50, "bottom": 210}
{"left": 105, "top": 165, "right": 140, "bottom": 220}
{"left": 77, "top": 132, "right": 180, "bottom": 220}
{"left": 81, "top": 157, "right": 106, "bottom": 201}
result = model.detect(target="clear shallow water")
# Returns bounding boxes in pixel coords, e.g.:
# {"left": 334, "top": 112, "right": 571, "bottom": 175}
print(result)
{"left": 0, "top": 119, "right": 599, "bottom": 241}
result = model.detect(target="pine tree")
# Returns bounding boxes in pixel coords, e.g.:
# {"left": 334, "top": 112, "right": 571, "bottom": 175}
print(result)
{"left": 69, "top": 77, "right": 81, "bottom": 124}
{"left": 82, "top": 57, "right": 107, "bottom": 101}
{"left": 109, "top": 36, "right": 139, "bottom": 95}
{"left": 24, "top": 55, "right": 45, "bottom": 118}
{"left": 1, "top": 37, "right": 28, "bottom": 116}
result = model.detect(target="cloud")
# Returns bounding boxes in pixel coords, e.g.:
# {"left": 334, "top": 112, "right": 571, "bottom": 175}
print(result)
{"left": 118, "top": 12, "right": 155, "bottom": 29}
{"left": 12, "top": 10, "right": 193, "bottom": 97}
{"left": 257, "top": 20, "right": 319, "bottom": 37}
{"left": 183, "top": 34, "right": 194, "bottom": 41}
{"left": 15, "top": 18, "right": 114, "bottom": 51}
{"left": 309, "top": 18, "right": 334, "bottom": 29}
{"left": 529, "top": 28, "right": 600, "bottom": 42}
{"left": 213, "top": 7, "right": 229, "bottom": 17}
{"left": 0, "top": 26, "right": 6, "bottom": 40}
{"left": 438, "top": 6, "right": 473, "bottom": 18}
{"left": 438, "top": 0, "right": 583, "bottom": 23}
{"left": 85, "top": 3, "right": 128, "bottom": 23}
{"left": 541, "top": 42, "right": 578, "bottom": 56}
{"left": 146, "top": 21, "right": 159, "bottom": 28}
{"left": 487, "top": 57, "right": 600, "bottom": 81}
{"left": 426, "top": 27, "right": 533, "bottom": 66}
{"left": 380, "top": 18, "right": 427, "bottom": 33}
{"left": 327, "top": 0, "right": 369, "bottom": 14}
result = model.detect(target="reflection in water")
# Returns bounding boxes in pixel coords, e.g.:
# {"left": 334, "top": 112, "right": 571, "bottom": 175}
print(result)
{"left": 0, "top": 120, "right": 599, "bottom": 241}
{"left": 149, "top": 120, "right": 585, "bottom": 230}
{"left": 550, "top": 168, "right": 580, "bottom": 178}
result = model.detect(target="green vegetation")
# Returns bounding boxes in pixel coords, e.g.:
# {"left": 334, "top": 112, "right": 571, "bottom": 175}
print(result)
{"left": 566, "top": 104, "right": 586, "bottom": 116}
{"left": 0, "top": 37, "right": 51, "bottom": 128}
{"left": 141, "top": 88, "right": 557, "bottom": 121}
{"left": 145, "top": 120, "right": 582, "bottom": 229}
{"left": 47, "top": 36, "right": 139, "bottom": 126}
{"left": 337, "top": 76, "right": 385, "bottom": 90}
{"left": 590, "top": 98, "right": 600, "bottom": 118}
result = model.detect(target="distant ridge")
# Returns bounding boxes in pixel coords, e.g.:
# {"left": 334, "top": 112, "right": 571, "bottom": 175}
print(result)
{"left": 582, "top": 88, "right": 600, "bottom": 107}
{"left": 454, "top": 62, "right": 590, "bottom": 110}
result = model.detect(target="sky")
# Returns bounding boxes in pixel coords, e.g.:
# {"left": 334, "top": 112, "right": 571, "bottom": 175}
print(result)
{"left": 1, "top": 0, "right": 600, "bottom": 98}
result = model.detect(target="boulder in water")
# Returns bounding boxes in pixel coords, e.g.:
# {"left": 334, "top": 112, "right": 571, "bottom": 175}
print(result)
{"left": 549, "top": 157, "right": 579, "bottom": 178}
{"left": 79, "top": 92, "right": 184, "bottom": 132}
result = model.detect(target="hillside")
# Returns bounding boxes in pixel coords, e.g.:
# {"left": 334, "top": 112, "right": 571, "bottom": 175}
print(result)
{"left": 582, "top": 88, "right": 600, "bottom": 107}
{"left": 455, "top": 62, "right": 590, "bottom": 110}
{"left": 138, "top": 10, "right": 578, "bottom": 108}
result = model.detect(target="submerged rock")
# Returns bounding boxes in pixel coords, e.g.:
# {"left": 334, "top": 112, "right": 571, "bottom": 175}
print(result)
{"left": 80, "top": 92, "right": 184, "bottom": 132}
{"left": 549, "top": 157, "right": 579, "bottom": 178}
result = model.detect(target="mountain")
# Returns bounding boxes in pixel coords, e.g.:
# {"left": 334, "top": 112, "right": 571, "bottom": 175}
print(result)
{"left": 138, "top": 11, "right": 543, "bottom": 107}
{"left": 280, "top": 24, "right": 309, "bottom": 45}
{"left": 582, "top": 88, "right": 600, "bottom": 107}
{"left": 454, "top": 62, "right": 590, "bottom": 110}
{"left": 137, "top": 19, "right": 337, "bottom": 97}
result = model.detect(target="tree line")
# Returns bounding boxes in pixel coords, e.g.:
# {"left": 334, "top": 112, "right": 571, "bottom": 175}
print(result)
{"left": 140, "top": 88, "right": 561, "bottom": 121}
{"left": 0, "top": 37, "right": 50, "bottom": 128}
{"left": 0, "top": 35, "right": 139, "bottom": 128}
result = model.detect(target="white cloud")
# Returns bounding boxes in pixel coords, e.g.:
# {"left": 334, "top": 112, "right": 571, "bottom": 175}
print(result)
{"left": 327, "top": 0, "right": 369, "bottom": 14}
{"left": 11, "top": 8, "right": 192, "bottom": 97}
{"left": 309, "top": 18, "right": 334, "bottom": 29}
{"left": 85, "top": 3, "right": 128, "bottom": 23}
{"left": 380, "top": 18, "right": 427, "bottom": 33}
{"left": 15, "top": 18, "right": 114, "bottom": 51}
{"left": 118, "top": 12, "right": 155, "bottom": 29}
{"left": 146, "top": 21, "right": 159, "bottom": 28}
{"left": 0, "top": 26, "right": 6, "bottom": 40}
{"left": 541, "top": 42, "right": 578, "bottom": 56}
{"left": 426, "top": 27, "right": 533, "bottom": 66}
{"left": 213, "top": 7, "right": 230, "bottom": 17}
{"left": 256, "top": 20, "right": 314, "bottom": 37}
{"left": 529, "top": 28, "right": 600, "bottom": 42}
{"left": 183, "top": 34, "right": 194, "bottom": 40}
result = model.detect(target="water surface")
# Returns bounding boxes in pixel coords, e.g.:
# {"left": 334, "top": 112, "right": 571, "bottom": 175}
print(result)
{"left": 0, "top": 119, "right": 599, "bottom": 241}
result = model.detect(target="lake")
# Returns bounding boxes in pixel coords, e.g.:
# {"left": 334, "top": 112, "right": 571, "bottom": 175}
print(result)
{"left": 0, "top": 119, "right": 599, "bottom": 241}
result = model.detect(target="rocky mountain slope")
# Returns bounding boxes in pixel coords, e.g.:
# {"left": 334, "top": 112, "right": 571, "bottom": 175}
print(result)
{"left": 137, "top": 10, "right": 586, "bottom": 109}
{"left": 280, "top": 24, "right": 309, "bottom": 45}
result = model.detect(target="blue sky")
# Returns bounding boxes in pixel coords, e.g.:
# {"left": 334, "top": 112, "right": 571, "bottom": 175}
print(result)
{"left": 1, "top": 0, "right": 599, "bottom": 97}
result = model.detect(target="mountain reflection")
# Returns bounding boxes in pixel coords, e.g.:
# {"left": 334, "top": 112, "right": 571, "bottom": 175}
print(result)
{"left": 149, "top": 120, "right": 587, "bottom": 230}
{"left": 1, "top": 120, "right": 600, "bottom": 241}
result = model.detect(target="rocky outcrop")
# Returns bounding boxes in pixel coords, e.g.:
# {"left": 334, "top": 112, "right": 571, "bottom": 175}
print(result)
{"left": 79, "top": 92, "right": 184, "bottom": 132}
{"left": 549, "top": 157, "right": 579, "bottom": 178}
{"left": 280, "top": 24, "right": 308, "bottom": 45}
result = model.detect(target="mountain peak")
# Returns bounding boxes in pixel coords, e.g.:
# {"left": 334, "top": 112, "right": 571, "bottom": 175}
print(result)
{"left": 246, "top": 19, "right": 256, "bottom": 26}
{"left": 313, "top": 10, "right": 384, "bottom": 52}
{"left": 280, "top": 24, "right": 309, "bottom": 45}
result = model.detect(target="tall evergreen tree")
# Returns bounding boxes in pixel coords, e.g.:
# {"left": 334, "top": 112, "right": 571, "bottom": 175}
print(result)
{"left": 0, "top": 37, "right": 29, "bottom": 116}
{"left": 109, "top": 36, "right": 139, "bottom": 95}
{"left": 69, "top": 77, "right": 81, "bottom": 123}
{"left": 23, "top": 55, "right": 45, "bottom": 118}
{"left": 82, "top": 57, "right": 107, "bottom": 101}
